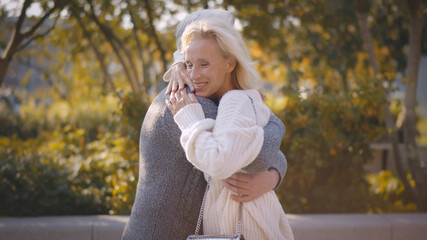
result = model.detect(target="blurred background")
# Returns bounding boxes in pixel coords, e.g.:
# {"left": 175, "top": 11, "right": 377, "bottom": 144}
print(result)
{"left": 0, "top": 0, "right": 426, "bottom": 216}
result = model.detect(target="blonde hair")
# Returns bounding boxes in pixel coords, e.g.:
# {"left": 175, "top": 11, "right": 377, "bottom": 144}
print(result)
{"left": 180, "top": 19, "right": 264, "bottom": 96}
{"left": 176, "top": 9, "right": 235, "bottom": 53}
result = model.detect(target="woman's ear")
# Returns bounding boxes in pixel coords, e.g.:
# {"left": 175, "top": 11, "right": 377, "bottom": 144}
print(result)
{"left": 227, "top": 58, "right": 237, "bottom": 73}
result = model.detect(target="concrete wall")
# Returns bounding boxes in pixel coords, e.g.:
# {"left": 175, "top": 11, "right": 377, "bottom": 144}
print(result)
{"left": 365, "top": 144, "right": 427, "bottom": 174}
{"left": 1, "top": 213, "right": 426, "bottom": 240}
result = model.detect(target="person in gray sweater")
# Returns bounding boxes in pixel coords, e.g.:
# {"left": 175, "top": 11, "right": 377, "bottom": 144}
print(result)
{"left": 121, "top": 88, "right": 287, "bottom": 239}
{"left": 121, "top": 9, "right": 288, "bottom": 240}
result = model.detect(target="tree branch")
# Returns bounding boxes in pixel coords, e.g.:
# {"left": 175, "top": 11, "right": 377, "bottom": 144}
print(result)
{"left": 21, "top": 1, "right": 65, "bottom": 39}
{"left": 16, "top": 12, "right": 61, "bottom": 53}
{"left": 71, "top": 6, "right": 122, "bottom": 101}
{"left": 14, "top": 0, "right": 33, "bottom": 37}
{"left": 83, "top": 0, "right": 138, "bottom": 93}
{"left": 143, "top": 0, "right": 167, "bottom": 74}
{"left": 127, "top": 3, "right": 150, "bottom": 95}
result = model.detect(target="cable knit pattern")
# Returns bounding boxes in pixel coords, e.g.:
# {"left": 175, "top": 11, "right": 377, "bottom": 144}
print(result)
{"left": 174, "top": 89, "right": 294, "bottom": 240}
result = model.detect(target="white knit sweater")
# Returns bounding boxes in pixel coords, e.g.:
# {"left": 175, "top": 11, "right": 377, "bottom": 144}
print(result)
{"left": 174, "top": 89, "right": 294, "bottom": 240}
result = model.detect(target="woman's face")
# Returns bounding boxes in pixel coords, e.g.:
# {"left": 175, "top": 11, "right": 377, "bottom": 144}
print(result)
{"left": 185, "top": 37, "right": 235, "bottom": 100}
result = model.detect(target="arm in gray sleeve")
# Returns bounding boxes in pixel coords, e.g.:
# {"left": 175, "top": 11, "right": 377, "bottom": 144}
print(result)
{"left": 242, "top": 115, "right": 287, "bottom": 188}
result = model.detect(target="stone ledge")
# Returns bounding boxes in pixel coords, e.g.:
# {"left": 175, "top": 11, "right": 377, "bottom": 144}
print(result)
{"left": 289, "top": 213, "right": 427, "bottom": 240}
{"left": 0, "top": 213, "right": 426, "bottom": 240}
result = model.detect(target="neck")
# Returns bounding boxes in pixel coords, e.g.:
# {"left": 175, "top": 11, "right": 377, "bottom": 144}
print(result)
{"left": 213, "top": 75, "right": 235, "bottom": 100}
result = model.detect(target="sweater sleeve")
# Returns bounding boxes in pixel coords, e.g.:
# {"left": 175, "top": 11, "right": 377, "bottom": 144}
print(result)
{"left": 242, "top": 115, "right": 287, "bottom": 188}
{"left": 162, "top": 50, "right": 185, "bottom": 82}
{"left": 174, "top": 91, "right": 265, "bottom": 180}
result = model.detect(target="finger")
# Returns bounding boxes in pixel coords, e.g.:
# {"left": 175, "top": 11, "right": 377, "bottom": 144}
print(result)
{"left": 224, "top": 178, "right": 244, "bottom": 189}
{"left": 230, "top": 194, "right": 253, "bottom": 203}
{"left": 183, "top": 75, "right": 195, "bottom": 93}
{"left": 224, "top": 176, "right": 250, "bottom": 191}
{"left": 188, "top": 93, "right": 197, "bottom": 103}
{"left": 175, "top": 91, "right": 183, "bottom": 102}
{"left": 180, "top": 91, "right": 192, "bottom": 104}
{"left": 170, "top": 93, "right": 178, "bottom": 104}
{"left": 165, "top": 99, "right": 174, "bottom": 112}
{"left": 171, "top": 76, "right": 178, "bottom": 93}
{"left": 179, "top": 69, "right": 194, "bottom": 92}
{"left": 180, "top": 89, "right": 188, "bottom": 98}
{"left": 177, "top": 72, "right": 186, "bottom": 91}
{"left": 224, "top": 181, "right": 250, "bottom": 195}
{"left": 227, "top": 173, "right": 251, "bottom": 183}
{"left": 171, "top": 91, "right": 177, "bottom": 101}
{"left": 166, "top": 82, "right": 172, "bottom": 95}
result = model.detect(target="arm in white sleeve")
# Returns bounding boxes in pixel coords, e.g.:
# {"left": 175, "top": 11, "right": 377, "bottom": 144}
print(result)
{"left": 162, "top": 50, "right": 185, "bottom": 82}
{"left": 174, "top": 91, "right": 265, "bottom": 180}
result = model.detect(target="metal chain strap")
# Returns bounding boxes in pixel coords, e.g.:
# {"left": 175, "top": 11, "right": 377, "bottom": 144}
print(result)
{"left": 194, "top": 178, "right": 211, "bottom": 235}
{"left": 194, "top": 177, "right": 243, "bottom": 235}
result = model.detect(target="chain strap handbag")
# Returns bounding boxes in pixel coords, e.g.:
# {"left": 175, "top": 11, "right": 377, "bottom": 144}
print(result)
{"left": 187, "top": 178, "right": 245, "bottom": 240}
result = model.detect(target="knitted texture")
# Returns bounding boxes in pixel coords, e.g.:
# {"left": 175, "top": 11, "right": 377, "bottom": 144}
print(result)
{"left": 121, "top": 88, "right": 288, "bottom": 240}
{"left": 174, "top": 89, "right": 294, "bottom": 240}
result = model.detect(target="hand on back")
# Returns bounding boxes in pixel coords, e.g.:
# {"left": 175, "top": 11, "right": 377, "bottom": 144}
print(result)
{"left": 165, "top": 62, "right": 195, "bottom": 95}
{"left": 223, "top": 169, "right": 280, "bottom": 202}
{"left": 166, "top": 89, "right": 198, "bottom": 116}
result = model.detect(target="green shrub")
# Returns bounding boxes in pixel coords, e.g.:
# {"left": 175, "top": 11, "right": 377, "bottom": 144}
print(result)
{"left": 366, "top": 170, "right": 417, "bottom": 213}
{"left": 0, "top": 136, "right": 79, "bottom": 216}
{"left": 275, "top": 85, "right": 388, "bottom": 213}
{"left": 0, "top": 92, "right": 143, "bottom": 216}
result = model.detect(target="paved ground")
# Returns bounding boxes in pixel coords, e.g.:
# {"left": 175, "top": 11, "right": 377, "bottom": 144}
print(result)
{"left": 0, "top": 213, "right": 426, "bottom": 240}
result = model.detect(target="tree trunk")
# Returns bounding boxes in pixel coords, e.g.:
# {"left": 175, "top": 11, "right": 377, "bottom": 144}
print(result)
{"left": 355, "top": 11, "right": 419, "bottom": 204}
{"left": 405, "top": 0, "right": 427, "bottom": 211}
{"left": 0, "top": 0, "right": 28, "bottom": 86}
{"left": 0, "top": 58, "right": 12, "bottom": 86}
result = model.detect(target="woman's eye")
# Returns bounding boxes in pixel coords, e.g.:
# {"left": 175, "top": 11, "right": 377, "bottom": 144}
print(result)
{"left": 201, "top": 63, "right": 208, "bottom": 67}
{"left": 186, "top": 64, "right": 193, "bottom": 69}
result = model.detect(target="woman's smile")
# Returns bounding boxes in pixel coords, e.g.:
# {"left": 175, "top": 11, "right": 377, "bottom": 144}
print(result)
{"left": 193, "top": 81, "right": 208, "bottom": 90}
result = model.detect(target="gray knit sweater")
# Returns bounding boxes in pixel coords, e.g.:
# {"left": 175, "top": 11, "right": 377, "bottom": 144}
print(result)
{"left": 121, "top": 89, "right": 287, "bottom": 240}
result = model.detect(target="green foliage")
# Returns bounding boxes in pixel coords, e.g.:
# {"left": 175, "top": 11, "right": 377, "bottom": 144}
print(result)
{"left": 0, "top": 92, "right": 141, "bottom": 216}
{"left": 120, "top": 92, "right": 149, "bottom": 142}
{"left": 366, "top": 170, "right": 417, "bottom": 213}
{"left": 0, "top": 136, "right": 79, "bottom": 216}
{"left": 275, "top": 83, "right": 388, "bottom": 213}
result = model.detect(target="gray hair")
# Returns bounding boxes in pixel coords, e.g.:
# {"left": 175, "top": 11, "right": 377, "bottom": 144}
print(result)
{"left": 175, "top": 9, "right": 235, "bottom": 52}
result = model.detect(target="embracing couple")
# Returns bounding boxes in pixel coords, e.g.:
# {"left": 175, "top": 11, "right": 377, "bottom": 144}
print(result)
{"left": 121, "top": 9, "right": 294, "bottom": 240}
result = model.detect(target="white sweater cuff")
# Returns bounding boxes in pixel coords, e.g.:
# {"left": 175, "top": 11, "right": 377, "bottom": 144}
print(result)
{"left": 174, "top": 103, "right": 205, "bottom": 130}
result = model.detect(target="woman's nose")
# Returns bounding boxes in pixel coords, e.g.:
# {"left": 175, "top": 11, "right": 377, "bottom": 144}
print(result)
{"left": 189, "top": 67, "right": 200, "bottom": 80}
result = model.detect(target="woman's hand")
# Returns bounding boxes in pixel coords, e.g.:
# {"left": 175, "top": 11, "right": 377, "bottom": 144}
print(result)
{"left": 223, "top": 168, "right": 280, "bottom": 202}
{"left": 165, "top": 62, "right": 195, "bottom": 95}
{"left": 166, "top": 89, "right": 198, "bottom": 116}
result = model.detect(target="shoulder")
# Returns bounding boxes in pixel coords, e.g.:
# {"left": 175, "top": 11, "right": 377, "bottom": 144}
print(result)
{"left": 220, "top": 90, "right": 253, "bottom": 107}
{"left": 216, "top": 90, "right": 257, "bottom": 124}
{"left": 196, "top": 96, "right": 218, "bottom": 119}
{"left": 222, "top": 89, "right": 252, "bottom": 99}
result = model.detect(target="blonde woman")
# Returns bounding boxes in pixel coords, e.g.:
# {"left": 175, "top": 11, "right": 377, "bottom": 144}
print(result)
{"left": 167, "top": 18, "right": 294, "bottom": 240}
